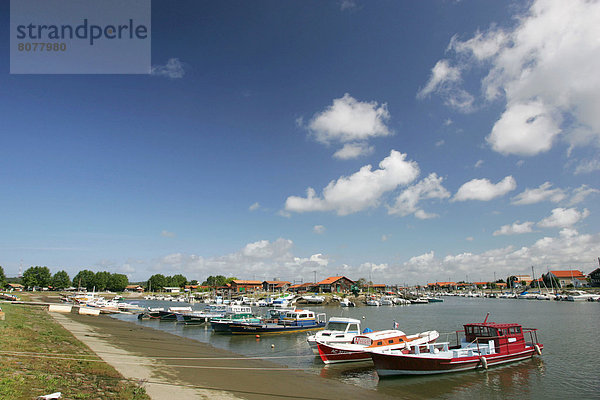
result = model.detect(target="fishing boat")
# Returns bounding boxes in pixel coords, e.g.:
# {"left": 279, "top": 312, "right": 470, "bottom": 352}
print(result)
{"left": 155, "top": 306, "right": 193, "bottom": 321}
{"left": 317, "top": 329, "right": 439, "bottom": 364}
{"left": 210, "top": 305, "right": 262, "bottom": 332}
{"left": 227, "top": 309, "right": 326, "bottom": 334}
{"left": 306, "top": 317, "right": 362, "bottom": 354}
{"left": 175, "top": 304, "right": 228, "bottom": 325}
{"left": 370, "top": 316, "right": 543, "bottom": 376}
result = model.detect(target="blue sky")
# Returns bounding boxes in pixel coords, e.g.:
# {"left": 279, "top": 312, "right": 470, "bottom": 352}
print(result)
{"left": 2, "top": 0, "right": 599, "bottom": 285}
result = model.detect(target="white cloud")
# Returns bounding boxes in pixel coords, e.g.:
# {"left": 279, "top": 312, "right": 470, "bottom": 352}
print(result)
{"left": 285, "top": 150, "right": 420, "bottom": 215}
{"left": 417, "top": 60, "right": 461, "bottom": 98}
{"left": 453, "top": 176, "right": 516, "bottom": 201}
{"left": 313, "top": 225, "right": 326, "bottom": 234}
{"left": 396, "top": 229, "right": 600, "bottom": 284}
{"left": 538, "top": 207, "right": 590, "bottom": 228}
{"left": 425, "top": 0, "right": 600, "bottom": 155}
{"left": 333, "top": 142, "right": 374, "bottom": 160}
{"left": 474, "top": 160, "right": 484, "bottom": 168}
{"left": 150, "top": 58, "right": 185, "bottom": 78}
{"left": 568, "top": 185, "right": 600, "bottom": 205}
{"left": 381, "top": 234, "right": 389, "bottom": 242}
{"left": 487, "top": 100, "right": 561, "bottom": 156}
{"left": 574, "top": 159, "right": 600, "bottom": 175}
{"left": 511, "top": 182, "right": 566, "bottom": 205}
{"left": 249, "top": 202, "right": 260, "bottom": 211}
{"left": 388, "top": 173, "right": 450, "bottom": 218}
{"left": 161, "top": 230, "right": 176, "bottom": 238}
{"left": 308, "top": 93, "right": 392, "bottom": 145}
{"left": 493, "top": 221, "right": 534, "bottom": 236}
{"left": 435, "top": 140, "right": 445, "bottom": 147}
{"left": 417, "top": 60, "right": 474, "bottom": 112}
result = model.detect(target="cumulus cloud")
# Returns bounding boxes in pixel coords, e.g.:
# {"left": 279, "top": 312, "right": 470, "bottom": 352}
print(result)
{"left": 150, "top": 58, "right": 185, "bottom": 78}
{"left": 249, "top": 202, "right": 260, "bottom": 211}
{"left": 422, "top": 0, "right": 600, "bottom": 155}
{"left": 493, "top": 221, "right": 534, "bottom": 236}
{"left": 453, "top": 176, "right": 516, "bottom": 201}
{"left": 511, "top": 182, "right": 566, "bottom": 205}
{"left": 150, "top": 238, "right": 333, "bottom": 282}
{"left": 306, "top": 94, "right": 392, "bottom": 157}
{"left": 394, "top": 229, "right": 600, "bottom": 284}
{"left": 538, "top": 207, "right": 590, "bottom": 228}
{"left": 333, "top": 142, "right": 374, "bottom": 160}
{"left": 285, "top": 150, "right": 420, "bottom": 215}
{"left": 388, "top": 173, "right": 450, "bottom": 218}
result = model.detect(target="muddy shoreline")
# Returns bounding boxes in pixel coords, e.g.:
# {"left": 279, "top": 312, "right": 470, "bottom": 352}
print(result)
{"left": 57, "top": 311, "right": 393, "bottom": 400}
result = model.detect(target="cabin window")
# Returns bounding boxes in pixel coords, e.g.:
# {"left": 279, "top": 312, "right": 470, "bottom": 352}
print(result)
{"left": 376, "top": 341, "right": 383, "bottom": 346}
{"left": 388, "top": 339, "right": 394, "bottom": 344}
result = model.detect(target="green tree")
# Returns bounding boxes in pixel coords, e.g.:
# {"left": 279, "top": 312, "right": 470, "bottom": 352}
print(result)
{"left": 94, "top": 271, "right": 111, "bottom": 291}
{"left": 22, "top": 266, "right": 52, "bottom": 289}
{"left": 0, "top": 266, "right": 6, "bottom": 289}
{"left": 202, "top": 275, "right": 228, "bottom": 287}
{"left": 148, "top": 274, "right": 167, "bottom": 291}
{"left": 108, "top": 273, "right": 128, "bottom": 292}
{"left": 190, "top": 280, "right": 199, "bottom": 285}
{"left": 169, "top": 274, "right": 188, "bottom": 288}
{"left": 72, "top": 269, "right": 96, "bottom": 290}
{"left": 356, "top": 278, "right": 367, "bottom": 288}
{"left": 51, "top": 270, "right": 71, "bottom": 289}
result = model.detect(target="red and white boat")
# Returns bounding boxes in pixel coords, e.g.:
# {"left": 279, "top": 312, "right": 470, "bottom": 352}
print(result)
{"left": 317, "top": 329, "right": 439, "bottom": 364}
{"left": 370, "top": 318, "right": 543, "bottom": 376}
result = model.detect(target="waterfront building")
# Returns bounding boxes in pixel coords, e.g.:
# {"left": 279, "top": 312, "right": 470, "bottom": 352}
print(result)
{"left": 548, "top": 270, "right": 588, "bottom": 288}
{"left": 230, "top": 280, "right": 262, "bottom": 293}
{"left": 262, "top": 281, "right": 291, "bottom": 292}
{"left": 288, "top": 282, "right": 316, "bottom": 294}
{"left": 317, "top": 276, "right": 356, "bottom": 293}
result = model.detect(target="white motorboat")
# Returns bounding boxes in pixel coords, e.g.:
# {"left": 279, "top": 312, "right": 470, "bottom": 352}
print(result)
{"left": 340, "top": 298, "right": 355, "bottom": 307}
{"left": 306, "top": 317, "right": 362, "bottom": 354}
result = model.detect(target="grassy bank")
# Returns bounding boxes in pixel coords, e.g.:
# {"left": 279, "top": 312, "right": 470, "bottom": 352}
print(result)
{"left": 0, "top": 303, "right": 149, "bottom": 400}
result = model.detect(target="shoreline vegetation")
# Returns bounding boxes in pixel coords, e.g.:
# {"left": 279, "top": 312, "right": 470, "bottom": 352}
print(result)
{"left": 0, "top": 300, "right": 149, "bottom": 400}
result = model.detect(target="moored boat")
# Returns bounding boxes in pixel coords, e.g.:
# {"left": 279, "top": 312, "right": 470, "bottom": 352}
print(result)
{"left": 307, "top": 317, "right": 362, "bottom": 354}
{"left": 370, "top": 317, "right": 543, "bottom": 376}
{"left": 317, "top": 329, "right": 439, "bottom": 364}
{"left": 227, "top": 309, "right": 326, "bottom": 334}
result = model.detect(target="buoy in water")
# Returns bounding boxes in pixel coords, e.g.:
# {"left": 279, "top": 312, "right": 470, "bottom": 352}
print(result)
{"left": 271, "top": 344, "right": 275, "bottom": 348}
{"left": 534, "top": 344, "right": 542, "bottom": 355}
{"left": 480, "top": 356, "right": 488, "bottom": 369}
{"left": 255, "top": 335, "right": 260, "bottom": 338}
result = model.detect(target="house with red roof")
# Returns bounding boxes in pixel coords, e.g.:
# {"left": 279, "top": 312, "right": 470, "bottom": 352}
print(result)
{"left": 549, "top": 270, "right": 588, "bottom": 288}
{"left": 230, "top": 280, "right": 263, "bottom": 293}
{"left": 317, "top": 276, "right": 355, "bottom": 293}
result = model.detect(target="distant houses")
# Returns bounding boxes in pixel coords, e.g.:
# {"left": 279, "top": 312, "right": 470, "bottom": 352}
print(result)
{"left": 316, "top": 276, "right": 355, "bottom": 293}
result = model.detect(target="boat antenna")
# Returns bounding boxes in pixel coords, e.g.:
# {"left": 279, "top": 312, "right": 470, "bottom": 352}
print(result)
{"left": 483, "top": 312, "right": 490, "bottom": 324}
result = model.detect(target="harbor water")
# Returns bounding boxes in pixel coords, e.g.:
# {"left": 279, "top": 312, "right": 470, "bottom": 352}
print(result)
{"left": 112, "top": 297, "right": 599, "bottom": 399}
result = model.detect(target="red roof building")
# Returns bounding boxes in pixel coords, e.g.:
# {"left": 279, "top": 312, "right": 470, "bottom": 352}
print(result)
{"left": 317, "top": 276, "right": 355, "bottom": 293}
{"left": 549, "top": 270, "right": 588, "bottom": 287}
{"left": 230, "top": 280, "right": 263, "bottom": 293}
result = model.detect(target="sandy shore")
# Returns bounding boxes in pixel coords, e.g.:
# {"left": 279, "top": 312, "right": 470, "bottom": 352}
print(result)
{"left": 53, "top": 311, "right": 394, "bottom": 400}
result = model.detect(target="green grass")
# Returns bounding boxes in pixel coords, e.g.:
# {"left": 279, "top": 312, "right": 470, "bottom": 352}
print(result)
{"left": 0, "top": 302, "right": 149, "bottom": 400}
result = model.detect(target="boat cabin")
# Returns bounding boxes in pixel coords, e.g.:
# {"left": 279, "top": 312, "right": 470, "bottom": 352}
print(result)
{"left": 323, "top": 317, "right": 360, "bottom": 334}
{"left": 282, "top": 309, "right": 326, "bottom": 326}
{"left": 351, "top": 330, "right": 409, "bottom": 348}
{"left": 463, "top": 322, "right": 527, "bottom": 353}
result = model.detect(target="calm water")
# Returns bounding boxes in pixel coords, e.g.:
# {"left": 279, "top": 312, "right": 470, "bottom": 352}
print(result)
{"left": 113, "top": 297, "right": 600, "bottom": 399}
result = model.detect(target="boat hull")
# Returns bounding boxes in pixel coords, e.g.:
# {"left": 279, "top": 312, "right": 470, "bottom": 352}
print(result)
{"left": 228, "top": 322, "right": 326, "bottom": 334}
{"left": 317, "top": 342, "right": 371, "bottom": 364}
{"left": 371, "top": 346, "right": 542, "bottom": 376}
